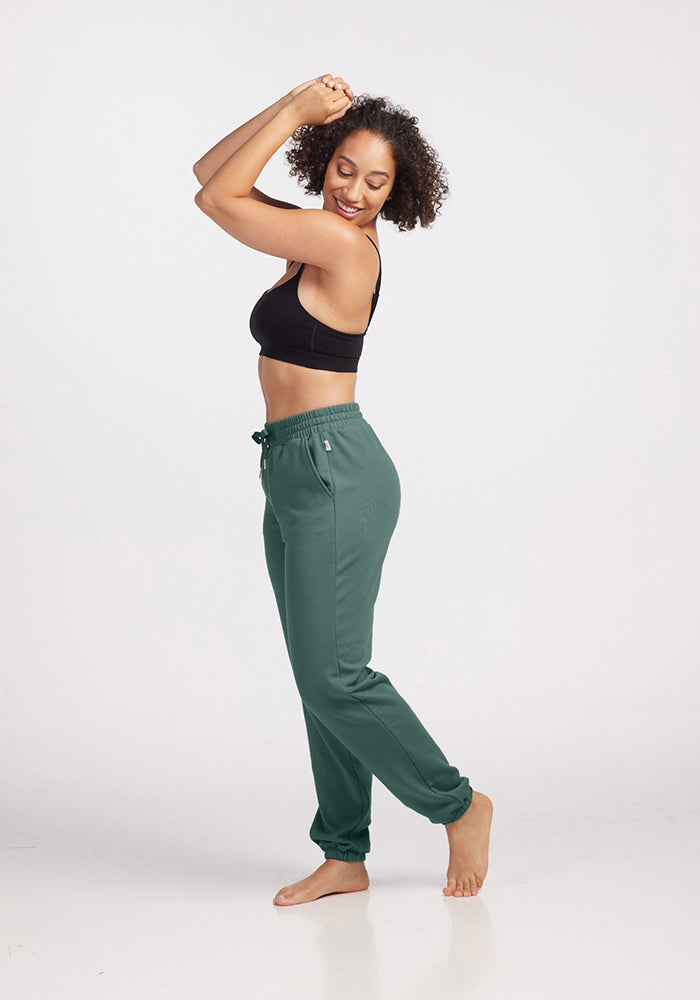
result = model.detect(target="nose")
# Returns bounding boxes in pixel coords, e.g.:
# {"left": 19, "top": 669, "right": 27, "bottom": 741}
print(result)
{"left": 342, "top": 176, "right": 364, "bottom": 204}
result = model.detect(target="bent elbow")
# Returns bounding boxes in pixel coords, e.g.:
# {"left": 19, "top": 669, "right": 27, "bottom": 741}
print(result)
{"left": 194, "top": 187, "right": 247, "bottom": 219}
{"left": 194, "top": 186, "right": 215, "bottom": 214}
{"left": 193, "top": 159, "right": 209, "bottom": 184}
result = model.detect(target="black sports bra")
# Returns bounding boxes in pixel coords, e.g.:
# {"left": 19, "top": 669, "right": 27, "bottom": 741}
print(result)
{"left": 249, "top": 234, "right": 381, "bottom": 373}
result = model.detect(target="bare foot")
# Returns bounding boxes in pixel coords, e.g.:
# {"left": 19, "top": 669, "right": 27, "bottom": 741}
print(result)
{"left": 443, "top": 791, "right": 493, "bottom": 898}
{"left": 273, "top": 859, "right": 370, "bottom": 906}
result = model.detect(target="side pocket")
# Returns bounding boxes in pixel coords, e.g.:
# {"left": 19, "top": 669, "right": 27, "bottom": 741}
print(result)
{"left": 303, "top": 433, "right": 335, "bottom": 499}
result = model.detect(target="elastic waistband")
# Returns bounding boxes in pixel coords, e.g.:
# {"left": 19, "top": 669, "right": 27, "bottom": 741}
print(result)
{"left": 252, "top": 402, "right": 363, "bottom": 447}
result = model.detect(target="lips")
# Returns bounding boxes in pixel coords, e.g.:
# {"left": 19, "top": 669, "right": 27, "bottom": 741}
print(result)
{"left": 334, "top": 197, "right": 361, "bottom": 219}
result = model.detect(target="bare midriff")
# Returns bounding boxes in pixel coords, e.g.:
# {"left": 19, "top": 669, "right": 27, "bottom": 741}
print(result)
{"left": 258, "top": 355, "right": 358, "bottom": 423}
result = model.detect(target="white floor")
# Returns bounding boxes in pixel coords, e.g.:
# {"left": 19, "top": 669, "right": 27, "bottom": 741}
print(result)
{"left": 4, "top": 710, "right": 699, "bottom": 999}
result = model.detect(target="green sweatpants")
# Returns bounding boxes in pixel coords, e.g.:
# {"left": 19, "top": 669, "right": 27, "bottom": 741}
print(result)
{"left": 252, "top": 402, "right": 472, "bottom": 862}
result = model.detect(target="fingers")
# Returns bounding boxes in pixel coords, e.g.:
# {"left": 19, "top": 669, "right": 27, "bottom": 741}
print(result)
{"left": 321, "top": 74, "right": 354, "bottom": 101}
{"left": 291, "top": 74, "right": 354, "bottom": 104}
{"left": 323, "top": 107, "right": 350, "bottom": 125}
{"left": 293, "top": 78, "right": 351, "bottom": 127}
{"left": 322, "top": 90, "right": 352, "bottom": 125}
{"left": 320, "top": 84, "right": 351, "bottom": 110}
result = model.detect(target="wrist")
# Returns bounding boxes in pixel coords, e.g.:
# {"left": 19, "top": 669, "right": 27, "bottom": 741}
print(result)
{"left": 276, "top": 100, "right": 305, "bottom": 134}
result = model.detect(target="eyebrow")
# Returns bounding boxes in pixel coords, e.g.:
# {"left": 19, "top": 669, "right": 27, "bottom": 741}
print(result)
{"left": 338, "top": 154, "right": 391, "bottom": 179}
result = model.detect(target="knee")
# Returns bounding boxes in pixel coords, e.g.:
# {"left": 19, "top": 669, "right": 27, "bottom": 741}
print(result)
{"left": 294, "top": 670, "right": 348, "bottom": 719}
{"left": 295, "top": 664, "right": 387, "bottom": 720}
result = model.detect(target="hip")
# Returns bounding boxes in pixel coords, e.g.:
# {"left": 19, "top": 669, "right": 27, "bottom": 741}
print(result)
{"left": 251, "top": 402, "right": 401, "bottom": 521}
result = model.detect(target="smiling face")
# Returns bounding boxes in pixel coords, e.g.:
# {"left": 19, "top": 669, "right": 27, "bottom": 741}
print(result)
{"left": 322, "top": 129, "right": 396, "bottom": 230}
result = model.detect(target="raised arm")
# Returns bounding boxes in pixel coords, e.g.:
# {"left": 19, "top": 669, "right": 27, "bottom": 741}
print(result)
{"left": 193, "top": 79, "right": 327, "bottom": 207}
{"left": 194, "top": 78, "right": 366, "bottom": 267}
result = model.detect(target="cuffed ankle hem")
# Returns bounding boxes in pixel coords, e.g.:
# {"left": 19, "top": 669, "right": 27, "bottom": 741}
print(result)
{"left": 440, "top": 788, "right": 474, "bottom": 826}
{"left": 323, "top": 849, "right": 366, "bottom": 863}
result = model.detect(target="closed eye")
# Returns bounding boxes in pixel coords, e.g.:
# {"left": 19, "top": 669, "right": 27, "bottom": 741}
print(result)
{"left": 338, "top": 168, "right": 381, "bottom": 192}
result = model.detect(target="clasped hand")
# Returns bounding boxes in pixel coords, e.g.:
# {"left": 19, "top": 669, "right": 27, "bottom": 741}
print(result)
{"left": 287, "top": 74, "right": 354, "bottom": 127}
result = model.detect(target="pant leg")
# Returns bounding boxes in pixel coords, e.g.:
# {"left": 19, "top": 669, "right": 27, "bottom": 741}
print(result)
{"left": 263, "top": 496, "right": 373, "bottom": 861}
{"left": 260, "top": 408, "right": 472, "bottom": 860}
{"left": 303, "top": 704, "right": 373, "bottom": 861}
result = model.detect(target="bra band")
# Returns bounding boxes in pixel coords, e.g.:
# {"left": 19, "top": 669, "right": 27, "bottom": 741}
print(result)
{"left": 249, "top": 234, "right": 381, "bottom": 374}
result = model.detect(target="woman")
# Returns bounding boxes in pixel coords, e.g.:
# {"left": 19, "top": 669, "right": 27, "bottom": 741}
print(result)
{"left": 193, "top": 75, "right": 492, "bottom": 905}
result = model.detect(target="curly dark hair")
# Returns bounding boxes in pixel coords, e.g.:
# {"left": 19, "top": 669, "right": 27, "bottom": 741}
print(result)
{"left": 285, "top": 95, "right": 449, "bottom": 232}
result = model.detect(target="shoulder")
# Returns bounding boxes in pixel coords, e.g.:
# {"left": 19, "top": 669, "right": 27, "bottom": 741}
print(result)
{"left": 308, "top": 228, "right": 380, "bottom": 297}
{"left": 287, "top": 209, "right": 376, "bottom": 270}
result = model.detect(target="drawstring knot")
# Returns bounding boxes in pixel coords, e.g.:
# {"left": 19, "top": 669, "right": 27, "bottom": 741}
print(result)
{"left": 252, "top": 428, "right": 270, "bottom": 478}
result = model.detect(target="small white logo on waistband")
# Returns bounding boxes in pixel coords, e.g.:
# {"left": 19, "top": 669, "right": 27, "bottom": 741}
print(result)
{"left": 324, "top": 439, "right": 332, "bottom": 451}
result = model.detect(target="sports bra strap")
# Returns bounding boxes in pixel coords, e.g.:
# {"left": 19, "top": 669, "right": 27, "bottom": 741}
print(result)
{"left": 365, "top": 234, "right": 382, "bottom": 294}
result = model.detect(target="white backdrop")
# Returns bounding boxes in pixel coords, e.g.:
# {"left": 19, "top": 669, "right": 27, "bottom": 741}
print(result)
{"left": 2, "top": 0, "right": 698, "bottom": 826}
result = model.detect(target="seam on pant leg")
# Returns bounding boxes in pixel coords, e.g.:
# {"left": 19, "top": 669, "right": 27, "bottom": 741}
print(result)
{"left": 329, "top": 482, "right": 466, "bottom": 815}
{"left": 347, "top": 687, "right": 467, "bottom": 812}
{"left": 328, "top": 494, "right": 372, "bottom": 831}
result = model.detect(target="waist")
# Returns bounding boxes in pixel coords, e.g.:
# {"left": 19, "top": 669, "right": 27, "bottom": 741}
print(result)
{"left": 258, "top": 401, "right": 363, "bottom": 447}
{"left": 258, "top": 355, "right": 357, "bottom": 423}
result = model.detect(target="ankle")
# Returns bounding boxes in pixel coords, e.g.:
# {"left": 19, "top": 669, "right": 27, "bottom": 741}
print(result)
{"left": 323, "top": 853, "right": 367, "bottom": 865}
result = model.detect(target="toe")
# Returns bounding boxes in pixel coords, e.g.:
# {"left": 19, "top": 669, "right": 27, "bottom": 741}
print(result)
{"left": 274, "top": 882, "right": 297, "bottom": 905}
{"left": 444, "top": 876, "right": 457, "bottom": 897}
